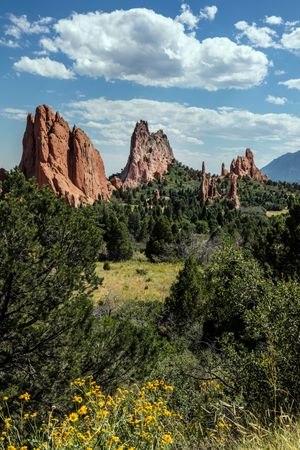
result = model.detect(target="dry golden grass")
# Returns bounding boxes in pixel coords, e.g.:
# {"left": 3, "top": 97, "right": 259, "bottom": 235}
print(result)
{"left": 93, "top": 254, "right": 182, "bottom": 304}
{"left": 233, "top": 420, "right": 300, "bottom": 450}
{"left": 266, "top": 208, "right": 289, "bottom": 217}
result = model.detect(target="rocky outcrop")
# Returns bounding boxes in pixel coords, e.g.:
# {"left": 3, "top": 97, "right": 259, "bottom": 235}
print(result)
{"left": 221, "top": 163, "right": 228, "bottom": 177}
{"left": 230, "top": 148, "right": 267, "bottom": 182}
{"left": 200, "top": 148, "right": 266, "bottom": 209}
{"left": 200, "top": 162, "right": 209, "bottom": 202}
{"left": 20, "top": 105, "right": 111, "bottom": 206}
{"left": 200, "top": 161, "right": 222, "bottom": 203}
{"left": 229, "top": 173, "right": 240, "bottom": 208}
{"left": 110, "top": 175, "right": 123, "bottom": 190}
{"left": 120, "top": 121, "right": 175, "bottom": 189}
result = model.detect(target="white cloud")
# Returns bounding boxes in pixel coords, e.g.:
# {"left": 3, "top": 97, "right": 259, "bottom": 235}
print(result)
{"left": 13, "top": 56, "right": 75, "bottom": 79}
{"left": 235, "top": 20, "right": 278, "bottom": 48}
{"left": 40, "top": 37, "right": 58, "bottom": 53}
{"left": 1, "top": 108, "right": 27, "bottom": 120}
{"left": 265, "top": 16, "right": 283, "bottom": 26}
{"left": 5, "top": 14, "right": 53, "bottom": 40}
{"left": 200, "top": 6, "right": 218, "bottom": 21}
{"left": 266, "top": 95, "right": 287, "bottom": 105}
{"left": 281, "top": 27, "right": 300, "bottom": 49}
{"left": 279, "top": 78, "right": 300, "bottom": 90}
{"left": 37, "top": 9, "right": 268, "bottom": 90}
{"left": 64, "top": 97, "right": 300, "bottom": 173}
{"left": 274, "top": 69, "right": 285, "bottom": 75}
{"left": 175, "top": 3, "right": 200, "bottom": 30}
{"left": 0, "top": 38, "right": 19, "bottom": 48}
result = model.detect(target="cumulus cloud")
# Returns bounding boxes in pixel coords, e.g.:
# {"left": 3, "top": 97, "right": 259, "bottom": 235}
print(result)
{"left": 281, "top": 28, "right": 300, "bottom": 49}
{"left": 13, "top": 56, "right": 75, "bottom": 79}
{"left": 5, "top": 14, "right": 52, "bottom": 40}
{"left": 265, "top": 16, "right": 283, "bottom": 26}
{"left": 175, "top": 3, "right": 200, "bottom": 30}
{"left": 63, "top": 97, "right": 300, "bottom": 173}
{"left": 200, "top": 6, "right": 218, "bottom": 21}
{"left": 37, "top": 9, "right": 268, "bottom": 90}
{"left": 279, "top": 78, "right": 300, "bottom": 90}
{"left": 266, "top": 95, "right": 287, "bottom": 105}
{"left": 1, "top": 108, "right": 27, "bottom": 120}
{"left": 235, "top": 20, "right": 278, "bottom": 48}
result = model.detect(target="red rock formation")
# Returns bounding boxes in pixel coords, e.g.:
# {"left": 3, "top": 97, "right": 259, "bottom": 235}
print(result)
{"left": 120, "top": 121, "right": 175, "bottom": 189}
{"left": 200, "top": 161, "right": 208, "bottom": 202}
{"left": 20, "top": 105, "right": 111, "bottom": 206}
{"left": 200, "top": 162, "right": 221, "bottom": 202}
{"left": 221, "top": 162, "right": 228, "bottom": 177}
{"left": 230, "top": 148, "right": 267, "bottom": 182}
{"left": 110, "top": 175, "right": 123, "bottom": 190}
{"left": 229, "top": 173, "right": 240, "bottom": 209}
{"left": 208, "top": 176, "right": 221, "bottom": 200}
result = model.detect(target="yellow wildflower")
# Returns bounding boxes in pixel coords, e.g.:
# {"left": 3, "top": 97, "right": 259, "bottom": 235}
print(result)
{"left": 72, "top": 395, "right": 83, "bottom": 403}
{"left": 7, "top": 446, "right": 17, "bottom": 450}
{"left": 161, "top": 433, "right": 173, "bottom": 445}
{"left": 69, "top": 413, "right": 79, "bottom": 422}
{"left": 2, "top": 395, "right": 9, "bottom": 401}
{"left": 19, "top": 392, "right": 30, "bottom": 401}
{"left": 20, "top": 446, "right": 28, "bottom": 450}
{"left": 78, "top": 405, "right": 88, "bottom": 415}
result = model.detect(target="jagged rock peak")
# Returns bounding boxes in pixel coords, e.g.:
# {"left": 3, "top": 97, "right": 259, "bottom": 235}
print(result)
{"left": 120, "top": 120, "right": 175, "bottom": 189}
{"left": 230, "top": 148, "right": 268, "bottom": 182}
{"left": 20, "top": 104, "right": 111, "bottom": 206}
{"left": 229, "top": 173, "right": 240, "bottom": 209}
{"left": 221, "top": 162, "right": 228, "bottom": 177}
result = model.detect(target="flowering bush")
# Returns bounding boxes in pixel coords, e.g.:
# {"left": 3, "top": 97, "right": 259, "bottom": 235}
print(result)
{"left": 0, "top": 378, "right": 186, "bottom": 449}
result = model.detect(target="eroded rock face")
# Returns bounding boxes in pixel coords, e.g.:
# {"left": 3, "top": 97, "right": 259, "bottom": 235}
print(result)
{"left": 230, "top": 148, "right": 268, "bottom": 182}
{"left": 221, "top": 163, "right": 228, "bottom": 177}
{"left": 110, "top": 175, "right": 123, "bottom": 190}
{"left": 229, "top": 173, "right": 240, "bottom": 208}
{"left": 20, "top": 105, "right": 111, "bottom": 206}
{"left": 200, "top": 162, "right": 222, "bottom": 203}
{"left": 120, "top": 121, "right": 175, "bottom": 189}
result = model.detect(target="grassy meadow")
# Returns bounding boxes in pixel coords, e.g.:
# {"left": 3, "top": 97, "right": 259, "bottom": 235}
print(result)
{"left": 94, "top": 253, "right": 182, "bottom": 304}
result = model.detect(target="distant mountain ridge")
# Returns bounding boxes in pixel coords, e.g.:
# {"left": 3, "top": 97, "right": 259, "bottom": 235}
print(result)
{"left": 262, "top": 151, "right": 300, "bottom": 183}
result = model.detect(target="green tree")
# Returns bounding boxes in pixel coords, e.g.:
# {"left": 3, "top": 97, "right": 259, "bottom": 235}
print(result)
{"left": 0, "top": 170, "right": 103, "bottom": 400}
{"left": 106, "top": 216, "right": 133, "bottom": 261}
{"left": 145, "top": 216, "right": 173, "bottom": 261}
{"left": 164, "top": 257, "right": 203, "bottom": 329}
{"left": 202, "top": 245, "right": 266, "bottom": 340}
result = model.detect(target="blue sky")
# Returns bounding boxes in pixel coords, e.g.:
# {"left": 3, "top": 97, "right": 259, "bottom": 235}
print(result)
{"left": 1, "top": 0, "right": 300, "bottom": 175}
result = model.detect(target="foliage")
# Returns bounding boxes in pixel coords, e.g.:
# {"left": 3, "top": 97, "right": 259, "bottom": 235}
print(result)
{"left": 0, "top": 378, "right": 186, "bottom": 450}
{"left": 0, "top": 170, "right": 103, "bottom": 401}
{"left": 164, "top": 257, "right": 203, "bottom": 329}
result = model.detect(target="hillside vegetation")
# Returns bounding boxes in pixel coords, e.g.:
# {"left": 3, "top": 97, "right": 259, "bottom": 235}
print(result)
{"left": 0, "top": 168, "right": 300, "bottom": 449}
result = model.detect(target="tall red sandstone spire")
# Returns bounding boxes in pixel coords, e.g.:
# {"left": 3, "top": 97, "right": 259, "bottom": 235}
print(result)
{"left": 20, "top": 105, "right": 111, "bottom": 206}
{"left": 120, "top": 120, "right": 175, "bottom": 189}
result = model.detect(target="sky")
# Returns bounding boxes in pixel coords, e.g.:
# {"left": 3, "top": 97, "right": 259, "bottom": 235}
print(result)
{"left": 1, "top": 0, "right": 300, "bottom": 176}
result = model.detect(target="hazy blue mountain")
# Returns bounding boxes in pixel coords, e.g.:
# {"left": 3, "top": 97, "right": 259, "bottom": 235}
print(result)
{"left": 262, "top": 151, "right": 300, "bottom": 183}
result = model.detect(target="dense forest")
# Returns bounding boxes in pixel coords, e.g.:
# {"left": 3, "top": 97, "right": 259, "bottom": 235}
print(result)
{"left": 0, "top": 167, "right": 300, "bottom": 449}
